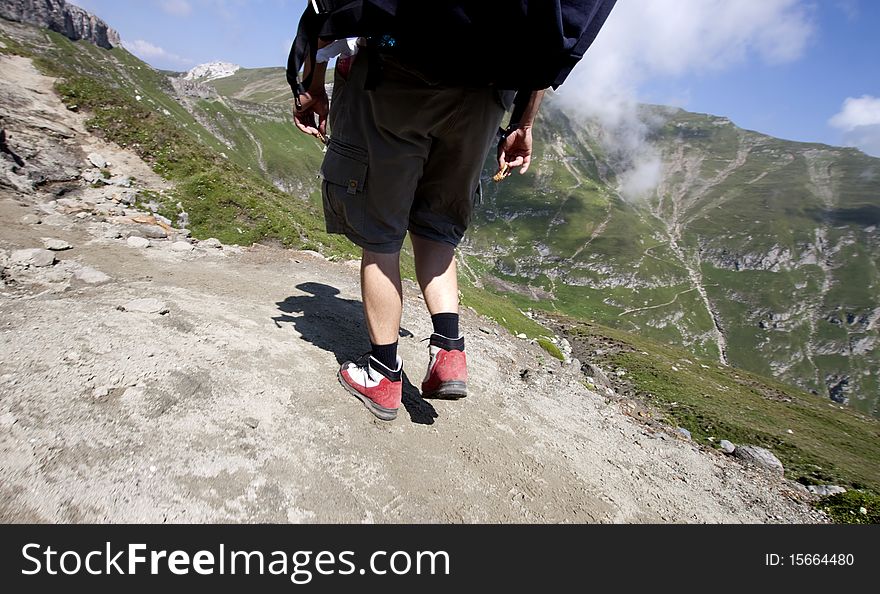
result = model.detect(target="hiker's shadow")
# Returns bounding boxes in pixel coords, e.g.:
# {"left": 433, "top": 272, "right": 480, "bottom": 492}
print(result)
{"left": 272, "top": 282, "right": 438, "bottom": 425}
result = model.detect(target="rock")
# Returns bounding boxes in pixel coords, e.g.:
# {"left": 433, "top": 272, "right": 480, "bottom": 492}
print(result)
{"left": 155, "top": 214, "right": 173, "bottom": 227}
{"left": 243, "top": 417, "right": 259, "bottom": 429}
{"left": 73, "top": 266, "right": 110, "bottom": 284}
{"left": 516, "top": 333, "right": 528, "bottom": 339}
{"left": 81, "top": 170, "right": 103, "bottom": 184}
{"left": 0, "top": 412, "right": 16, "bottom": 428}
{"left": 199, "top": 237, "right": 223, "bottom": 249}
{"left": 479, "top": 327, "right": 493, "bottom": 334}
{"left": 0, "top": 0, "right": 121, "bottom": 48}
{"left": 20, "top": 214, "right": 41, "bottom": 225}
{"left": 10, "top": 248, "right": 55, "bottom": 268}
{"left": 117, "top": 191, "right": 136, "bottom": 205}
{"left": 734, "top": 445, "right": 784, "bottom": 475}
{"left": 118, "top": 298, "right": 168, "bottom": 314}
{"left": 807, "top": 485, "right": 847, "bottom": 497}
{"left": 135, "top": 225, "right": 167, "bottom": 239}
{"left": 676, "top": 427, "right": 692, "bottom": 440}
{"left": 719, "top": 439, "right": 736, "bottom": 454}
{"left": 171, "top": 241, "right": 194, "bottom": 252}
{"left": 108, "top": 175, "right": 131, "bottom": 187}
{"left": 584, "top": 363, "right": 613, "bottom": 389}
{"left": 43, "top": 238, "right": 72, "bottom": 251}
{"left": 126, "top": 236, "right": 151, "bottom": 249}
{"left": 860, "top": 507, "right": 868, "bottom": 515}
{"left": 87, "top": 152, "right": 106, "bottom": 168}
{"left": 92, "top": 386, "right": 109, "bottom": 398}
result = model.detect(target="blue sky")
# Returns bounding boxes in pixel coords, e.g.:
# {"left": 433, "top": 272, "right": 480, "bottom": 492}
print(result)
{"left": 74, "top": 0, "right": 880, "bottom": 155}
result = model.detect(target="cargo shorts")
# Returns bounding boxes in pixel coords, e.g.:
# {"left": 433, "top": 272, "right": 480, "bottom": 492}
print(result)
{"left": 320, "top": 50, "right": 510, "bottom": 253}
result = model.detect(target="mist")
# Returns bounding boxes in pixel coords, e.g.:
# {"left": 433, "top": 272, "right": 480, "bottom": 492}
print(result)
{"left": 556, "top": 0, "right": 815, "bottom": 200}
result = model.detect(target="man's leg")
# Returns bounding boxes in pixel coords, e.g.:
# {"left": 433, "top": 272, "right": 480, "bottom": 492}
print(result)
{"left": 412, "top": 234, "right": 467, "bottom": 398}
{"left": 361, "top": 248, "right": 403, "bottom": 351}
{"left": 411, "top": 234, "right": 457, "bottom": 316}
{"left": 336, "top": 248, "right": 404, "bottom": 422}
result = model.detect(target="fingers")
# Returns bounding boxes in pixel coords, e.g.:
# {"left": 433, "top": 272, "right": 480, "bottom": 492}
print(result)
{"left": 293, "top": 111, "right": 324, "bottom": 140}
{"left": 506, "top": 156, "right": 524, "bottom": 168}
{"left": 520, "top": 155, "right": 531, "bottom": 174}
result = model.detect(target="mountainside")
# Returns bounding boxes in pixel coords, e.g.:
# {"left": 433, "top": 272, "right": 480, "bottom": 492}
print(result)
{"left": 5, "top": 19, "right": 860, "bottom": 525}
{"left": 0, "top": 0, "right": 119, "bottom": 48}
{"left": 463, "top": 99, "right": 880, "bottom": 416}
{"left": 1, "top": 11, "right": 878, "bottom": 522}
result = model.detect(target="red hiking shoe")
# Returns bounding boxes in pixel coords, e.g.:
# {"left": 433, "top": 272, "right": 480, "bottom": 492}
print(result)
{"left": 421, "top": 334, "right": 467, "bottom": 399}
{"left": 338, "top": 355, "right": 402, "bottom": 421}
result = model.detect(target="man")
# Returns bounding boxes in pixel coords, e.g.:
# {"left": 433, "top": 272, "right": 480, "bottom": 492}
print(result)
{"left": 291, "top": 2, "right": 615, "bottom": 421}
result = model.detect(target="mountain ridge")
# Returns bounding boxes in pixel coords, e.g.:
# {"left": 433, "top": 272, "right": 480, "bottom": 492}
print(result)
{"left": 0, "top": 0, "right": 120, "bottom": 49}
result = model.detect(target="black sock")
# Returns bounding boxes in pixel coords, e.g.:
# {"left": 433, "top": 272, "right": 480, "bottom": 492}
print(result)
{"left": 431, "top": 312, "right": 459, "bottom": 339}
{"left": 370, "top": 341, "right": 398, "bottom": 370}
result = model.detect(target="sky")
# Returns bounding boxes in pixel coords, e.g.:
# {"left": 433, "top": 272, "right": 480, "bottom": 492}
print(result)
{"left": 72, "top": 0, "right": 880, "bottom": 156}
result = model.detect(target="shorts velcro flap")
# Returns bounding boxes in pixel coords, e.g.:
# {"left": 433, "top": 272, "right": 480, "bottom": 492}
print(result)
{"left": 321, "top": 139, "right": 368, "bottom": 195}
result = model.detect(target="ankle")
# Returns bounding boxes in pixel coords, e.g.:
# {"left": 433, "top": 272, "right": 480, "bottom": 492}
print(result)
{"left": 370, "top": 341, "right": 398, "bottom": 370}
{"left": 431, "top": 312, "right": 459, "bottom": 339}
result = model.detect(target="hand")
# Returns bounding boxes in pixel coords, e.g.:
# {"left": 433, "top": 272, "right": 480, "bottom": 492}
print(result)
{"left": 293, "top": 87, "right": 329, "bottom": 141}
{"left": 496, "top": 125, "right": 533, "bottom": 180}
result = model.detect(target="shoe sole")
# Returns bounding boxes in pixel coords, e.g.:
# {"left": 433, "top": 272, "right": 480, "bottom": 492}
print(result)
{"left": 337, "top": 369, "right": 398, "bottom": 421}
{"left": 422, "top": 381, "right": 467, "bottom": 400}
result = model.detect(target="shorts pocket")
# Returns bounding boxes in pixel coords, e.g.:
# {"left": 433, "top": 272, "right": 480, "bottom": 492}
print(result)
{"left": 320, "top": 138, "right": 368, "bottom": 231}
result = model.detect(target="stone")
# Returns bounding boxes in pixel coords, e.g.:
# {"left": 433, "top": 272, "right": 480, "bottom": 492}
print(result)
{"left": 108, "top": 175, "right": 131, "bottom": 187}
{"left": 479, "top": 327, "right": 493, "bottom": 334}
{"left": 118, "top": 191, "right": 136, "bottom": 205}
{"left": 92, "top": 386, "right": 110, "bottom": 398}
{"left": 676, "top": 427, "right": 692, "bottom": 440}
{"left": 135, "top": 225, "right": 167, "bottom": 239}
{"left": 516, "top": 333, "right": 528, "bottom": 339}
{"left": 126, "top": 236, "right": 150, "bottom": 249}
{"left": 20, "top": 214, "right": 41, "bottom": 225}
{"left": 73, "top": 266, "right": 110, "bottom": 284}
{"left": 585, "top": 363, "right": 613, "bottom": 389}
{"left": 87, "top": 152, "right": 106, "bottom": 168}
{"left": 734, "top": 445, "right": 784, "bottom": 475}
{"left": 171, "top": 241, "right": 194, "bottom": 252}
{"left": 81, "top": 170, "right": 102, "bottom": 184}
{"left": 719, "top": 439, "right": 736, "bottom": 454}
{"left": 118, "top": 298, "right": 168, "bottom": 314}
{"left": 43, "top": 238, "right": 72, "bottom": 251}
{"left": 10, "top": 248, "right": 55, "bottom": 268}
{"left": 807, "top": 485, "right": 847, "bottom": 497}
{"left": 860, "top": 507, "right": 868, "bottom": 515}
{"left": 199, "top": 237, "right": 223, "bottom": 249}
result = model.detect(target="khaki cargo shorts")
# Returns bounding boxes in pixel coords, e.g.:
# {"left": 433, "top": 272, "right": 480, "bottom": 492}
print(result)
{"left": 320, "top": 51, "right": 509, "bottom": 253}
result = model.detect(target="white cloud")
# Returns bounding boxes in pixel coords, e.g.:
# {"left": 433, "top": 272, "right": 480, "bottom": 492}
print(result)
{"left": 159, "top": 0, "right": 192, "bottom": 17}
{"left": 557, "top": 0, "right": 815, "bottom": 199}
{"left": 124, "top": 39, "right": 194, "bottom": 68}
{"left": 829, "top": 95, "right": 880, "bottom": 131}
{"left": 829, "top": 95, "right": 880, "bottom": 157}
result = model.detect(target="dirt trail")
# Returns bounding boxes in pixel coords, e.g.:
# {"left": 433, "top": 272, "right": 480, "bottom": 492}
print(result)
{"left": 0, "top": 53, "right": 822, "bottom": 523}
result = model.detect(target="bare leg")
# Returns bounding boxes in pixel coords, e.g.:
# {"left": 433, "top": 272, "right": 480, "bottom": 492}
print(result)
{"left": 411, "top": 234, "right": 458, "bottom": 315}
{"left": 361, "top": 249, "right": 403, "bottom": 345}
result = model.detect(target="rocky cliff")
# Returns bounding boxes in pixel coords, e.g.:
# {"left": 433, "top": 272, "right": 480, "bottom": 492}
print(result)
{"left": 0, "top": 0, "right": 119, "bottom": 49}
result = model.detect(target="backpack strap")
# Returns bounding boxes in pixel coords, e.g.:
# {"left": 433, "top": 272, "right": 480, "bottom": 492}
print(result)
{"left": 286, "top": 6, "right": 324, "bottom": 109}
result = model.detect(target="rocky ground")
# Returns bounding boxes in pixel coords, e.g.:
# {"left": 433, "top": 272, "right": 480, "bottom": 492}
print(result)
{"left": 0, "top": 52, "right": 828, "bottom": 523}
